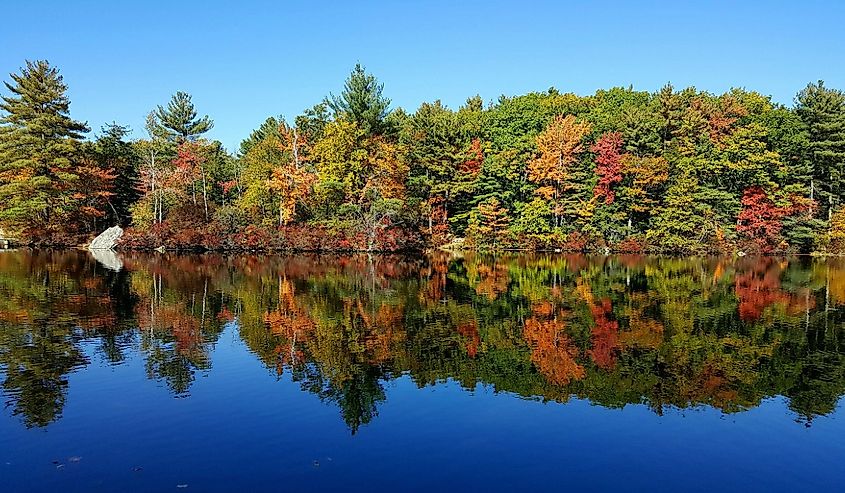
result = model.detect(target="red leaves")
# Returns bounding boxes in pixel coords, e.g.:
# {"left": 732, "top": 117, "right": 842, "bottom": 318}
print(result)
{"left": 591, "top": 132, "right": 624, "bottom": 204}
{"left": 588, "top": 298, "right": 619, "bottom": 370}
{"left": 170, "top": 142, "right": 204, "bottom": 189}
{"left": 736, "top": 186, "right": 789, "bottom": 253}
{"left": 460, "top": 138, "right": 483, "bottom": 176}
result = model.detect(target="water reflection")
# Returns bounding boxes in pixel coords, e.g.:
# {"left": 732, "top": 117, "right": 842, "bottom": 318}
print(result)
{"left": 0, "top": 250, "right": 843, "bottom": 431}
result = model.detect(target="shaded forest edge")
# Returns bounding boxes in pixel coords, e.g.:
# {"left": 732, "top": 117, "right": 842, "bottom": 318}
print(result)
{"left": 3, "top": 61, "right": 845, "bottom": 254}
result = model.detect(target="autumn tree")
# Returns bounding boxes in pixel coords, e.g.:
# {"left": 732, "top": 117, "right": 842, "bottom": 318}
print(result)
{"left": 466, "top": 197, "right": 510, "bottom": 249}
{"left": 88, "top": 123, "right": 140, "bottom": 226}
{"left": 736, "top": 186, "right": 789, "bottom": 253}
{"left": 267, "top": 123, "right": 314, "bottom": 226}
{"left": 591, "top": 131, "right": 624, "bottom": 204}
{"left": 527, "top": 114, "right": 592, "bottom": 228}
{"left": 133, "top": 113, "right": 176, "bottom": 227}
{"left": 402, "top": 100, "right": 481, "bottom": 238}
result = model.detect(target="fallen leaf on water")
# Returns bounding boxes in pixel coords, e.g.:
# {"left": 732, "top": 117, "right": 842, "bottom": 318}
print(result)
{"left": 68, "top": 456, "right": 82, "bottom": 463}
{"left": 177, "top": 484, "right": 188, "bottom": 489}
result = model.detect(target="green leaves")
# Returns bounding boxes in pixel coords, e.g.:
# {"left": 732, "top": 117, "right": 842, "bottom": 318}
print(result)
{"left": 328, "top": 64, "right": 391, "bottom": 136}
{"left": 150, "top": 91, "right": 213, "bottom": 142}
{"left": 0, "top": 60, "right": 89, "bottom": 237}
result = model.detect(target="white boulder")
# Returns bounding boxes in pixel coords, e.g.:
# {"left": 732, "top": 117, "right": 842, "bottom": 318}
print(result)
{"left": 89, "top": 226, "right": 124, "bottom": 250}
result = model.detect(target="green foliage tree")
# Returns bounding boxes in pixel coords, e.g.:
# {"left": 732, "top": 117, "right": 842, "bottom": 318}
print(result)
{"left": 87, "top": 123, "right": 141, "bottom": 226}
{"left": 151, "top": 91, "right": 214, "bottom": 142}
{"left": 796, "top": 81, "right": 845, "bottom": 220}
{"left": 328, "top": 64, "right": 392, "bottom": 136}
{"left": 0, "top": 60, "right": 89, "bottom": 237}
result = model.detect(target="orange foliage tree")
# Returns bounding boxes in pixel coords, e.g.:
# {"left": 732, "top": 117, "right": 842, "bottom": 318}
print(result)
{"left": 527, "top": 114, "right": 592, "bottom": 227}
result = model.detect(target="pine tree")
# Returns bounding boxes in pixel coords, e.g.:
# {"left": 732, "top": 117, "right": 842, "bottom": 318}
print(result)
{"left": 92, "top": 123, "right": 141, "bottom": 225}
{"left": 796, "top": 81, "right": 845, "bottom": 220}
{"left": 151, "top": 91, "right": 213, "bottom": 142}
{"left": 328, "top": 64, "right": 391, "bottom": 136}
{"left": 0, "top": 60, "right": 89, "bottom": 236}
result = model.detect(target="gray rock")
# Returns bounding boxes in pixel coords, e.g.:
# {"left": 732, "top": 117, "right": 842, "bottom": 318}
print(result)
{"left": 88, "top": 226, "right": 123, "bottom": 251}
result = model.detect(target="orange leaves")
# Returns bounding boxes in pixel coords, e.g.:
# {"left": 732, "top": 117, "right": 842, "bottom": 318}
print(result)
{"left": 264, "top": 123, "right": 316, "bottom": 226}
{"left": 69, "top": 157, "right": 117, "bottom": 224}
{"left": 361, "top": 136, "right": 408, "bottom": 202}
{"left": 576, "top": 277, "right": 620, "bottom": 369}
{"left": 456, "top": 321, "right": 480, "bottom": 358}
{"left": 460, "top": 138, "right": 484, "bottom": 176}
{"left": 734, "top": 258, "right": 791, "bottom": 321}
{"left": 706, "top": 94, "right": 748, "bottom": 147}
{"left": 466, "top": 198, "right": 510, "bottom": 249}
{"left": 268, "top": 164, "right": 315, "bottom": 226}
{"left": 527, "top": 114, "right": 592, "bottom": 188}
{"left": 472, "top": 259, "right": 510, "bottom": 300}
{"left": 523, "top": 304, "right": 585, "bottom": 386}
{"left": 170, "top": 141, "right": 204, "bottom": 189}
{"left": 265, "top": 278, "right": 316, "bottom": 371}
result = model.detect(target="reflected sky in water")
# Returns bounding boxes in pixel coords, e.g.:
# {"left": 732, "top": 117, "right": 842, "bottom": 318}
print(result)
{"left": 0, "top": 250, "right": 843, "bottom": 492}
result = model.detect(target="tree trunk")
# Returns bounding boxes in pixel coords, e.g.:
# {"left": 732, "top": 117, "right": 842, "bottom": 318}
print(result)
{"left": 201, "top": 163, "right": 209, "bottom": 221}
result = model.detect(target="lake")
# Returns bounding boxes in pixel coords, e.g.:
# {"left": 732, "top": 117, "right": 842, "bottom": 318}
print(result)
{"left": 0, "top": 250, "right": 843, "bottom": 492}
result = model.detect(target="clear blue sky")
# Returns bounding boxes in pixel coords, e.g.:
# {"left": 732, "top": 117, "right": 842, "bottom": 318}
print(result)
{"left": 3, "top": 0, "right": 844, "bottom": 151}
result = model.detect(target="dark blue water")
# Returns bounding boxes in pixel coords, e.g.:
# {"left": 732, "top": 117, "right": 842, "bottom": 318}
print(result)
{"left": 1, "top": 251, "right": 843, "bottom": 492}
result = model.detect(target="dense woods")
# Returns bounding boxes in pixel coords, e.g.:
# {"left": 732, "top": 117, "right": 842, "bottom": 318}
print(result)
{"left": 2, "top": 60, "right": 845, "bottom": 253}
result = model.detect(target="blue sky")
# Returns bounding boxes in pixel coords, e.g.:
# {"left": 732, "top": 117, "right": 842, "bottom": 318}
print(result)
{"left": 2, "top": 0, "right": 844, "bottom": 151}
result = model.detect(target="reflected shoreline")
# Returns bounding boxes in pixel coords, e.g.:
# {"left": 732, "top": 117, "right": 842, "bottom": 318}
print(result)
{"left": 1, "top": 249, "right": 843, "bottom": 431}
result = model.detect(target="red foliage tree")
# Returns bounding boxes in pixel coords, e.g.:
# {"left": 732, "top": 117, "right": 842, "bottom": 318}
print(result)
{"left": 460, "top": 138, "right": 483, "bottom": 175}
{"left": 590, "top": 132, "right": 624, "bottom": 204}
{"left": 736, "top": 186, "right": 788, "bottom": 253}
{"left": 588, "top": 298, "right": 619, "bottom": 369}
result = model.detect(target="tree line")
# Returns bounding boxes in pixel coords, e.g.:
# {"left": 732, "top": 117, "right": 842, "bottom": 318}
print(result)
{"left": 2, "top": 60, "right": 845, "bottom": 253}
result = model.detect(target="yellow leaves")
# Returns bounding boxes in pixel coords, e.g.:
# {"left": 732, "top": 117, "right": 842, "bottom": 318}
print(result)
{"left": 620, "top": 155, "right": 668, "bottom": 213}
{"left": 527, "top": 114, "right": 592, "bottom": 187}
{"left": 822, "top": 206, "right": 845, "bottom": 254}
{"left": 534, "top": 185, "right": 556, "bottom": 201}
{"left": 267, "top": 163, "right": 315, "bottom": 225}
{"left": 310, "top": 120, "right": 407, "bottom": 204}
{"left": 360, "top": 136, "right": 408, "bottom": 201}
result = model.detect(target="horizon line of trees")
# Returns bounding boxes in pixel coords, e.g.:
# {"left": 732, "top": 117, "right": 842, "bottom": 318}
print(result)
{"left": 2, "top": 59, "right": 845, "bottom": 253}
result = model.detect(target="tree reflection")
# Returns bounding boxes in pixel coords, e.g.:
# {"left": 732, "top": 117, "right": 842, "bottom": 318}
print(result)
{"left": 0, "top": 250, "right": 844, "bottom": 430}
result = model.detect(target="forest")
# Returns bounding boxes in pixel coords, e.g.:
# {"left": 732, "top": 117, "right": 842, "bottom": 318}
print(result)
{"left": 2, "top": 60, "right": 845, "bottom": 253}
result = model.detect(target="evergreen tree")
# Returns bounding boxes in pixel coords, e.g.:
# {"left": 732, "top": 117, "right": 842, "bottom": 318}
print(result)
{"left": 796, "top": 81, "right": 845, "bottom": 220}
{"left": 91, "top": 123, "right": 141, "bottom": 225}
{"left": 151, "top": 91, "right": 213, "bottom": 142}
{"left": 238, "top": 116, "right": 281, "bottom": 157}
{"left": 328, "top": 64, "right": 391, "bottom": 136}
{"left": 0, "top": 60, "right": 88, "bottom": 235}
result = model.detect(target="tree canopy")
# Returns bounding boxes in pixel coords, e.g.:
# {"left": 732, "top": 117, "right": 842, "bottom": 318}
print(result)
{"left": 2, "top": 60, "right": 845, "bottom": 255}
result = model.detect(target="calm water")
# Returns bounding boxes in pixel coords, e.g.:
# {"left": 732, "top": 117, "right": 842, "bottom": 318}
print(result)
{"left": 0, "top": 250, "right": 843, "bottom": 492}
